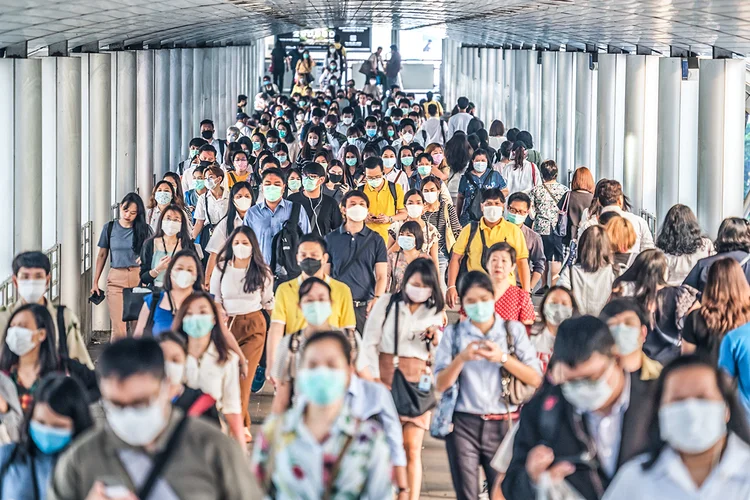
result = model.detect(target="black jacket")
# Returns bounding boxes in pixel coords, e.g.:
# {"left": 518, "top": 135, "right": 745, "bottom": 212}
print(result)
{"left": 502, "top": 371, "right": 658, "bottom": 500}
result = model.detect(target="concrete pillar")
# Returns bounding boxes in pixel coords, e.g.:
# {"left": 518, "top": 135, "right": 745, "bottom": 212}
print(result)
{"left": 697, "top": 58, "right": 746, "bottom": 237}
{"left": 169, "top": 49, "right": 182, "bottom": 172}
{"left": 596, "top": 54, "right": 626, "bottom": 181}
{"left": 14, "top": 59, "right": 43, "bottom": 253}
{"left": 527, "top": 50, "right": 541, "bottom": 149}
{"left": 574, "top": 52, "right": 593, "bottom": 171}
{"left": 503, "top": 49, "right": 513, "bottom": 128}
{"left": 154, "top": 50, "right": 170, "bottom": 178}
{"left": 486, "top": 49, "right": 497, "bottom": 128}
{"left": 201, "top": 48, "right": 212, "bottom": 121}
{"left": 0, "top": 61, "right": 13, "bottom": 276}
{"left": 211, "top": 49, "right": 220, "bottom": 128}
{"left": 56, "top": 57, "right": 82, "bottom": 313}
{"left": 136, "top": 50, "right": 154, "bottom": 200}
{"left": 623, "top": 55, "right": 659, "bottom": 214}
{"left": 193, "top": 49, "right": 203, "bottom": 133}
{"left": 555, "top": 52, "right": 575, "bottom": 181}
{"left": 479, "top": 48, "right": 489, "bottom": 125}
{"left": 494, "top": 49, "right": 503, "bottom": 128}
{"left": 218, "top": 48, "right": 227, "bottom": 136}
{"left": 88, "top": 53, "right": 112, "bottom": 331}
{"left": 657, "top": 58, "right": 699, "bottom": 223}
{"left": 513, "top": 50, "right": 528, "bottom": 131}
{"left": 181, "top": 49, "right": 194, "bottom": 157}
{"left": 115, "top": 51, "right": 137, "bottom": 200}
{"left": 540, "top": 51, "right": 557, "bottom": 163}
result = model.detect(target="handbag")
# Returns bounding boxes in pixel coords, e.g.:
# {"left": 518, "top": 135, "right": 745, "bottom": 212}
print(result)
{"left": 500, "top": 325, "right": 536, "bottom": 405}
{"left": 552, "top": 189, "right": 570, "bottom": 238}
{"left": 430, "top": 323, "right": 462, "bottom": 439}
{"left": 389, "top": 302, "right": 436, "bottom": 417}
{"left": 122, "top": 286, "right": 152, "bottom": 322}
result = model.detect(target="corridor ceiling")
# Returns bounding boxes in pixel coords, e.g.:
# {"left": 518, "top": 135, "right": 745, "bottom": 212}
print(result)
{"left": 1, "top": 0, "right": 750, "bottom": 56}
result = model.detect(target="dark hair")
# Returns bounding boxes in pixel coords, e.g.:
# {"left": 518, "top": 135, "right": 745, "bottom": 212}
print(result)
{"left": 200, "top": 119, "right": 214, "bottom": 128}
{"left": 363, "top": 156, "right": 384, "bottom": 172}
{"left": 506, "top": 128, "right": 519, "bottom": 143}
{"left": 12, "top": 251, "right": 50, "bottom": 276}
{"left": 576, "top": 226, "right": 614, "bottom": 273}
{"left": 445, "top": 133, "right": 471, "bottom": 175}
{"left": 398, "top": 220, "right": 425, "bottom": 251}
{"left": 600, "top": 298, "right": 650, "bottom": 328}
{"left": 0, "top": 304, "right": 60, "bottom": 375}
{"left": 189, "top": 137, "right": 208, "bottom": 149}
{"left": 510, "top": 142, "right": 527, "bottom": 170}
{"left": 416, "top": 153, "right": 433, "bottom": 166}
{"left": 384, "top": 258, "right": 444, "bottom": 326}
{"left": 598, "top": 180, "right": 623, "bottom": 207}
{"left": 162, "top": 249, "right": 204, "bottom": 293}
{"left": 457, "top": 96, "right": 469, "bottom": 109}
{"left": 158, "top": 330, "right": 188, "bottom": 352}
{"left": 656, "top": 204, "right": 705, "bottom": 256}
{"left": 507, "top": 192, "right": 531, "bottom": 210}
{"left": 553, "top": 316, "right": 614, "bottom": 368}
{"left": 172, "top": 291, "right": 230, "bottom": 364}
{"left": 612, "top": 249, "right": 668, "bottom": 311}
{"left": 303, "top": 330, "right": 352, "bottom": 364}
{"left": 539, "top": 160, "right": 558, "bottom": 182}
{"left": 119, "top": 192, "right": 150, "bottom": 255}
{"left": 298, "top": 276, "right": 332, "bottom": 301}
{"left": 487, "top": 242, "right": 516, "bottom": 265}
{"left": 539, "top": 287, "right": 580, "bottom": 326}
{"left": 499, "top": 140, "right": 512, "bottom": 160}
{"left": 457, "top": 270, "right": 494, "bottom": 300}
{"left": 516, "top": 130, "right": 534, "bottom": 149}
{"left": 421, "top": 175, "right": 443, "bottom": 190}
{"left": 489, "top": 120, "right": 505, "bottom": 137}
{"left": 481, "top": 188, "right": 506, "bottom": 204}
{"left": 226, "top": 181, "right": 253, "bottom": 235}
{"left": 341, "top": 189, "right": 370, "bottom": 208}
{"left": 231, "top": 149, "right": 249, "bottom": 164}
{"left": 300, "top": 125, "right": 325, "bottom": 159}
{"left": 715, "top": 217, "right": 750, "bottom": 253}
{"left": 217, "top": 226, "right": 272, "bottom": 294}
{"left": 641, "top": 355, "right": 750, "bottom": 470}
{"left": 151, "top": 204, "right": 193, "bottom": 251}
{"left": 97, "top": 337, "right": 165, "bottom": 381}
{"left": 403, "top": 189, "right": 425, "bottom": 205}
{"left": 427, "top": 103, "right": 438, "bottom": 116}
{"left": 163, "top": 172, "right": 184, "bottom": 201}
{"left": 298, "top": 233, "right": 328, "bottom": 255}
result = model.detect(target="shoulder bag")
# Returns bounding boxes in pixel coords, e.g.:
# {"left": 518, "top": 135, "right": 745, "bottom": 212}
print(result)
{"left": 430, "top": 323, "right": 462, "bottom": 439}
{"left": 389, "top": 301, "right": 436, "bottom": 417}
{"left": 137, "top": 416, "right": 189, "bottom": 500}
{"left": 500, "top": 324, "right": 536, "bottom": 405}
{"left": 548, "top": 187, "right": 570, "bottom": 238}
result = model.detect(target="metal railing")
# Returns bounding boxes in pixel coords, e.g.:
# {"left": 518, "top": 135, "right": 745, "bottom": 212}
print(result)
{"left": 640, "top": 209, "right": 657, "bottom": 237}
{"left": 81, "top": 221, "right": 93, "bottom": 274}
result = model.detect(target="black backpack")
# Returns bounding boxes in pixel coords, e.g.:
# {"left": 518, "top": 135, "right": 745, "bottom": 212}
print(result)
{"left": 270, "top": 202, "right": 304, "bottom": 283}
{"left": 465, "top": 174, "right": 491, "bottom": 222}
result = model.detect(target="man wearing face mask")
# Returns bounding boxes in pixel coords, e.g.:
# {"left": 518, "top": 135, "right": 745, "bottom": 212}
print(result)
{"left": 354, "top": 93, "right": 371, "bottom": 122}
{"left": 361, "top": 157, "right": 407, "bottom": 243}
{"left": 506, "top": 192, "right": 546, "bottom": 291}
{"left": 199, "top": 119, "right": 225, "bottom": 165}
{"left": 446, "top": 188, "right": 531, "bottom": 308}
{"left": 390, "top": 118, "right": 422, "bottom": 152}
{"left": 0, "top": 252, "right": 92, "bottom": 368}
{"left": 338, "top": 107, "right": 355, "bottom": 135}
{"left": 502, "top": 316, "right": 658, "bottom": 500}
{"left": 325, "top": 115, "right": 347, "bottom": 155}
{"left": 177, "top": 137, "right": 208, "bottom": 176}
{"left": 600, "top": 299, "right": 663, "bottom": 380}
{"left": 48, "top": 338, "right": 259, "bottom": 500}
{"left": 357, "top": 116, "right": 389, "bottom": 153}
{"left": 299, "top": 107, "right": 326, "bottom": 145}
{"left": 288, "top": 162, "right": 343, "bottom": 238}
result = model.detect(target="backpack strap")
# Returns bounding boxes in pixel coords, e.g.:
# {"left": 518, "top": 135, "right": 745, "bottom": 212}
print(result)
{"left": 228, "top": 172, "right": 237, "bottom": 185}
{"left": 144, "top": 291, "right": 161, "bottom": 337}
{"left": 388, "top": 181, "right": 398, "bottom": 212}
{"left": 531, "top": 163, "right": 537, "bottom": 186}
{"left": 107, "top": 220, "right": 115, "bottom": 242}
{"left": 136, "top": 416, "right": 189, "bottom": 500}
{"left": 289, "top": 202, "right": 302, "bottom": 228}
{"left": 740, "top": 253, "right": 750, "bottom": 267}
{"left": 203, "top": 194, "right": 213, "bottom": 226}
{"left": 56, "top": 305, "right": 69, "bottom": 359}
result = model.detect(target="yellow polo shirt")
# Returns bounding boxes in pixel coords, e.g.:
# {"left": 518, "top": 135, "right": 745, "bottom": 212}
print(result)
{"left": 271, "top": 275, "right": 357, "bottom": 334}
{"left": 363, "top": 181, "right": 404, "bottom": 242}
{"left": 452, "top": 217, "right": 529, "bottom": 281}
{"left": 226, "top": 171, "right": 250, "bottom": 188}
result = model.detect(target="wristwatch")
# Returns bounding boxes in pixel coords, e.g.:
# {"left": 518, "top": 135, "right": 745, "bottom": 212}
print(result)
{"left": 499, "top": 352, "right": 509, "bottom": 365}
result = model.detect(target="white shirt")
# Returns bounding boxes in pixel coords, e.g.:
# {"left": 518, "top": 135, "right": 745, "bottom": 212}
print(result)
{"left": 664, "top": 237, "right": 714, "bottom": 286}
{"left": 501, "top": 160, "right": 542, "bottom": 195}
{"left": 417, "top": 117, "right": 447, "bottom": 146}
{"left": 391, "top": 136, "right": 424, "bottom": 152}
{"left": 447, "top": 112, "right": 473, "bottom": 138}
{"left": 385, "top": 168, "right": 410, "bottom": 194}
{"left": 210, "top": 263, "right": 274, "bottom": 315}
{"left": 193, "top": 189, "right": 230, "bottom": 225}
{"left": 205, "top": 214, "right": 243, "bottom": 254}
{"left": 604, "top": 433, "right": 750, "bottom": 500}
{"left": 579, "top": 206, "right": 656, "bottom": 253}
{"left": 361, "top": 294, "right": 444, "bottom": 379}
{"left": 185, "top": 342, "right": 241, "bottom": 414}
{"left": 181, "top": 163, "right": 197, "bottom": 194}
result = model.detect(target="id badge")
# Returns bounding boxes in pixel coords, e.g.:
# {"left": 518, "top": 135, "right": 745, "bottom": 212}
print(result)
{"left": 418, "top": 373, "right": 432, "bottom": 392}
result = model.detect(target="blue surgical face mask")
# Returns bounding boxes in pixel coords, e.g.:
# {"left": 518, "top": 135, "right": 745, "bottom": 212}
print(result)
{"left": 301, "top": 301, "right": 333, "bottom": 327}
{"left": 276, "top": 154, "right": 288, "bottom": 163}
{"left": 398, "top": 235, "right": 416, "bottom": 251}
{"left": 252, "top": 141, "right": 261, "bottom": 151}
{"left": 154, "top": 191, "right": 172, "bottom": 205}
{"left": 504, "top": 211, "right": 525, "bottom": 226}
{"left": 278, "top": 129, "right": 287, "bottom": 139}
{"left": 464, "top": 300, "right": 496, "bottom": 323}
{"left": 401, "top": 156, "right": 414, "bottom": 166}
{"left": 297, "top": 367, "right": 347, "bottom": 406}
{"left": 30, "top": 421, "right": 72, "bottom": 455}
{"left": 182, "top": 314, "right": 215, "bottom": 338}
{"left": 347, "top": 137, "right": 358, "bottom": 145}
{"left": 387, "top": 129, "right": 395, "bottom": 138}
{"left": 417, "top": 165, "right": 432, "bottom": 176}
{"left": 366, "top": 128, "right": 377, "bottom": 138}
{"left": 276, "top": 110, "right": 284, "bottom": 117}
{"left": 345, "top": 157, "right": 358, "bottom": 167}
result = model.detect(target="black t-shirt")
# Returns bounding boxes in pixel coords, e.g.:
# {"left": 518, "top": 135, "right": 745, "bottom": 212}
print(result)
{"left": 682, "top": 309, "right": 719, "bottom": 363}
{"left": 288, "top": 191, "right": 343, "bottom": 238}
{"left": 173, "top": 387, "right": 221, "bottom": 427}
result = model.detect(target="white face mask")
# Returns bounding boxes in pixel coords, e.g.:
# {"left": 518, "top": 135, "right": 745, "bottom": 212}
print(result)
{"left": 233, "top": 243, "right": 252, "bottom": 260}
{"left": 16, "top": 279, "right": 47, "bottom": 304}
{"left": 610, "top": 323, "right": 642, "bottom": 356}
{"left": 543, "top": 303, "right": 573, "bottom": 327}
{"left": 659, "top": 398, "right": 727, "bottom": 453}
{"left": 104, "top": 390, "right": 168, "bottom": 446}
{"left": 343, "top": 117, "right": 353, "bottom": 125}
{"left": 382, "top": 158, "right": 397, "bottom": 169}
{"left": 165, "top": 361, "right": 185, "bottom": 385}
{"left": 561, "top": 362, "right": 616, "bottom": 412}
{"left": 234, "top": 197, "right": 253, "bottom": 212}
{"left": 423, "top": 191, "right": 439, "bottom": 204}
{"left": 404, "top": 283, "right": 432, "bottom": 303}
{"left": 402, "top": 132, "right": 414, "bottom": 143}
{"left": 346, "top": 205, "right": 368, "bottom": 222}
{"left": 161, "top": 220, "right": 181, "bottom": 237}
{"left": 483, "top": 205, "right": 504, "bottom": 223}
{"left": 406, "top": 205, "right": 423, "bottom": 219}
{"left": 205, "top": 178, "right": 217, "bottom": 190}
{"left": 5, "top": 326, "right": 37, "bottom": 357}
{"left": 171, "top": 270, "right": 196, "bottom": 289}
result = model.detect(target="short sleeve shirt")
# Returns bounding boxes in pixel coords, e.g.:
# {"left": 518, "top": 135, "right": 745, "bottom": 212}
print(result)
{"left": 494, "top": 286, "right": 535, "bottom": 323}
{"left": 97, "top": 221, "right": 140, "bottom": 269}
{"left": 194, "top": 189, "right": 230, "bottom": 224}
{"left": 271, "top": 276, "right": 357, "bottom": 334}
{"left": 457, "top": 170, "right": 507, "bottom": 223}
{"left": 325, "top": 226, "right": 388, "bottom": 301}
{"left": 529, "top": 182, "right": 568, "bottom": 235}
{"left": 452, "top": 218, "right": 529, "bottom": 282}
{"left": 363, "top": 181, "right": 405, "bottom": 242}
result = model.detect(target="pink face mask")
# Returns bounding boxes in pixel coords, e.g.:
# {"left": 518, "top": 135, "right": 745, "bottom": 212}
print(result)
{"left": 432, "top": 153, "right": 444, "bottom": 165}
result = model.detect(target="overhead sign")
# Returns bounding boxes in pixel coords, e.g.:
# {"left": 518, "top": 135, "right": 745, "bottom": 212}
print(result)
{"left": 277, "top": 27, "right": 371, "bottom": 52}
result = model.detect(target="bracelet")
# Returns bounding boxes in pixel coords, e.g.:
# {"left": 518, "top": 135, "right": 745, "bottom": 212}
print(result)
{"left": 447, "top": 285, "right": 456, "bottom": 290}
{"left": 397, "top": 487, "right": 410, "bottom": 494}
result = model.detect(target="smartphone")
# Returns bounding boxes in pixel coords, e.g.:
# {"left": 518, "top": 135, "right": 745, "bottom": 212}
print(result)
{"left": 88, "top": 290, "right": 105, "bottom": 305}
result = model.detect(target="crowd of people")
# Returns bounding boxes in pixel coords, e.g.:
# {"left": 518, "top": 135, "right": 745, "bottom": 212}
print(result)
{"left": 0, "top": 49, "right": 749, "bottom": 500}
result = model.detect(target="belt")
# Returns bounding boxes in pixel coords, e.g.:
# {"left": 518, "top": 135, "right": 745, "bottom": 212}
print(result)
{"left": 353, "top": 300, "right": 369, "bottom": 307}
{"left": 480, "top": 411, "right": 520, "bottom": 421}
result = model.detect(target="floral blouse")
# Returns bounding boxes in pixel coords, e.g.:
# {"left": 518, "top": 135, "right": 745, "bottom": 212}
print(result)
{"left": 388, "top": 220, "right": 440, "bottom": 255}
{"left": 252, "top": 402, "right": 392, "bottom": 500}
{"left": 529, "top": 182, "right": 568, "bottom": 235}
{"left": 388, "top": 250, "right": 429, "bottom": 293}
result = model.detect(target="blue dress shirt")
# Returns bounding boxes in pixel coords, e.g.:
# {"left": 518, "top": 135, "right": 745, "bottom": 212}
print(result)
{"left": 243, "top": 198, "right": 311, "bottom": 268}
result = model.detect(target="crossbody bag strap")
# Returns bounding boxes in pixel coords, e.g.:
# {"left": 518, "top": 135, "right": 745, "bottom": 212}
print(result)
{"left": 203, "top": 195, "right": 213, "bottom": 226}
{"left": 56, "top": 305, "right": 69, "bottom": 359}
{"left": 136, "top": 416, "right": 189, "bottom": 499}
{"left": 393, "top": 301, "right": 399, "bottom": 358}
{"left": 542, "top": 183, "right": 562, "bottom": 205}
{"left": 335, "top": 232, "right": 372, "bottom": 278}
{"left": 322, "top": 422, "right": 359, "bottom": 500}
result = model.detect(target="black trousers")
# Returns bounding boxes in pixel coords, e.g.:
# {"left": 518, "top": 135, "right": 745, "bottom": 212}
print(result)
{"left": 446, "top": 412, "right": 510, "bottom": 500}
{"left": 273, "top": 72, "right": 284, "bottom": 93}
{"left": 353, "top": 303, "right": 368, "bottom": 336}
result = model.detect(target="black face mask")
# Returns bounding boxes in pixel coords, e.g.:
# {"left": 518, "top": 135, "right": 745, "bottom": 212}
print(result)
{"left": 201, "top": 130, "right": 213, "bottom": 140}
{"left": 199, "top": 160, "right": 211, "bottom": 167}
{"left": 299, "top": 258, "right": 322, "bottom": 276}
{"left": 329, "top": 173, "right": 343, "bottom": 183}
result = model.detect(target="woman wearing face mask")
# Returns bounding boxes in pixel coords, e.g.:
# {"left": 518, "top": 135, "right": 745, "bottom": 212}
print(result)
{"left": 313, "top": 150, "right": 332, "bottom": 172}
{"left": 172, "top": 292, "right": 244, "bottom": 445}
{"left": 435, "top": 271, "right": 542, "bottom": 500}
{"left": 286, "top": 168, "right": 303, "bottom": 196}
{"left": 529, "top": 160, "right": 568, "bottom": 282}
{"left": 295, "top": 50, "right": 314, "bottom": 85}
{"left": 274, "top": 142, "right": 292, "bottom": 171}
{"left": 322, "top": 161, "right": 349, "bottom": 204}
{"left": 387, "top": 222, "right": 431, "bottom": 293}
{"left": 192, "top": 166, "right": 228, "bottom": 252}
{"left": 383, "top": 123, "right": 398, "bottom": 144}
{"left": 158, "top": 330, "right": 220, "bottom": 426}
{"left": 500, "top": 141, "right": 542, "bottom": 196}
{"left": 248, "top": 132, "right": 267, "bottom": 163}
{"left": 211, "top": 227, "right": 274, "bottom": 440}
{"left": 534, "top": 286, "right": 578, "bottom": 372}
{"left": 297, "top": 126, "right": 324, "bottom": 164}
{"left": 204, "top": 182, "right": 254, "bottom": 286}
{"left": 424, "top": 143, "right": 449, "bottom": 181}
{"left": 604, "top": 355, "right": 750, "bottom": 499}
{"left": 388, "top": 191, "right": 440, "bottom": 270}
{"left": 421, "top": 177, "right": 461, "bottom": 288}
{"left": 140, "top": 205, "right": 201, "bottom": 290}
{"left": 382, "top": 145, "right": 410, "bottom": 193}
{"left": 253, "top": 330, "right": 392, "bottom": 499}
{"left": 277, "top": 121, "right": 299, "bottom": 162}
{"left": 361, "top": 259, "right": 444, "bottom": 500}
{"left": 456, "top": 149, "right": 507, "bottom": 226}
{"left": 399, "top": 145, "right": 415, "bottom": 177}
{"left": 0, "top": 374, "right": 93, "bottom": 500}
{"left": 341, "top": 144, "right": 363, "bottom": 188}
{"left": 0, "top": 305, "right": 98, "bottom": 442}
{"left": 146, "top": 181, "right": 178, "bottom": 232}
{"left": 228, "top": 150, "right": 252, "bottom": 188}
{"left": 92, "top": 193, "right": 152, "bottom": 341}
